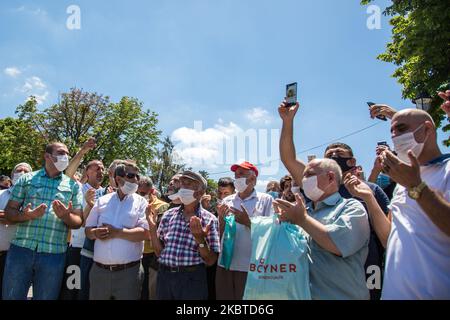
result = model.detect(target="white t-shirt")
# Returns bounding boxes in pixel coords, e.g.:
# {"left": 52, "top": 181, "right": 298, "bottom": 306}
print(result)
{"left": 382, "top": 156, "right": 450, "bottom": 300}
{"left": 218, "top": 190, "right": 273, "bottom": 272}
{"left": 0, "top": 189, "right": 16, "bottom": 252}
{"left": 85, "top": 192, "right": 149, "bottom": 265}
{"left": 70, "top": 183, "right": 93, "bottom": 248}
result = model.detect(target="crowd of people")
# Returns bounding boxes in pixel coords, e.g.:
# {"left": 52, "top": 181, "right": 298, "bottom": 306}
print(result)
{"left": 0, "top": 91, "right": 449, "bottom": 300}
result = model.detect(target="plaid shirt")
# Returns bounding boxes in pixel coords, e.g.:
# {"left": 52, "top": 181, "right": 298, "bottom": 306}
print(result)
{"left": 158, "top": 205, "right": 220, "bottom": 267}
{"left": 9, "top": 168, "right": 83, "bottom": 254}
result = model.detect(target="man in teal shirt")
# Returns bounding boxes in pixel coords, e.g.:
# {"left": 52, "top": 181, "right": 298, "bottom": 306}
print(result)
{"left": 275, "top": 158, "right": 370, "bottom": 300}
{"left": 3, "top": 142, "right": 83, "bottom": 300}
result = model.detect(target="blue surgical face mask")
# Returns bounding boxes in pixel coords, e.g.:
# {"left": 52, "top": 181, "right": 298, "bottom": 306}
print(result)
{"left": 267, "top": 191, "right": 279, "bottom": 200}
{"left": 376, "top": 173, "right": 391, "bottom": 190}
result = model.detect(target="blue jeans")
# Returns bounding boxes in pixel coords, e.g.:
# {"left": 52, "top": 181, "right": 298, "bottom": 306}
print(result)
{"left": 2, "top": 244, "right": 66, "bottom": 300}
{"left": 78, "top": 255, "right": 93, "bottom": 300}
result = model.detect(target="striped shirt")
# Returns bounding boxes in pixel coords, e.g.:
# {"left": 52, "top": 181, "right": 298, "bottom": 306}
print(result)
{"left": 9, "top": 168, "right": 83, "bottom": 254}
{"left": 158, "top": 205, "right": 220, "bottom": 267}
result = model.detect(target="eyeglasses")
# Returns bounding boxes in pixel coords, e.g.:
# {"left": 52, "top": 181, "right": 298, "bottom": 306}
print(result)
{"left": 124, "top": 172, "right": 140, "bottom": 180}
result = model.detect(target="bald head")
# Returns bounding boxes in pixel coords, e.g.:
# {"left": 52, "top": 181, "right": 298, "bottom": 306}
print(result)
{"left": 391, "top": 108, "right": 437, "bottom": 139}
{"left": 393, "top": 108, "right": 436, "bottom": 128}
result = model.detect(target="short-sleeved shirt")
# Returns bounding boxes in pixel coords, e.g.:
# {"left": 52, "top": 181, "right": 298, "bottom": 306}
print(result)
{"left": 307, "top": 192, "right": 370, "bottom": 300}
{"left": 217, "top": 190, "right": 273, "bottom": 272}
{"left": 0, "top": 189, "right": 16, "bottom": 251}
{"left": 340, "top": 181, "right": 389, "bottom": 285}
{"left": 9, "top": 168, "right": 83, "bottom": 254}
{"left": 85, "top": 192, "right": 149, "bottom": 265}
{"left": 143, "top": 197, "right": 169, "bottom": 254}
{"left": 382, "top": 155, "right": 450, "bottom": 300}
{"left": 70, "top": 183, "right": 96, "bottom": 248}
{"left": 158, "top": 204, "right": 220, "bottom": 267}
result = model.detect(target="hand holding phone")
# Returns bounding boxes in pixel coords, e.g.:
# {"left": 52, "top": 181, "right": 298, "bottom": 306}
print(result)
{"left": 286, "top": 83, "right": 298, "bottom": 107}
{"left": 367, "top": 102, "right": 387, "bottom": 121}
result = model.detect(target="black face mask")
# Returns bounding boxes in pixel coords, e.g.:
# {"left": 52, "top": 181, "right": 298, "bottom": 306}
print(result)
{"left": 331, "top": 156, "right": 355, "bottom": 173}
{"left": 0, "top": 185, "right": 9, "bottom": 190}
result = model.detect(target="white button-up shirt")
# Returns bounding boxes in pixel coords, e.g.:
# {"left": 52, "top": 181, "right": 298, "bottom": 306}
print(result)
{"left": 218, "top": 190, "right": 273, "bottom": 272}
{"left": 85, "top": 192, "right": 149, "bottom": 265}
{"left": 0, "top": 189, "right": 16, "bottom": 251}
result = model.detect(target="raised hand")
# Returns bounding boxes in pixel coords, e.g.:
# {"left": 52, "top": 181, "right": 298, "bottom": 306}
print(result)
{"left": 369, "top": 104, "right": 397, "bottom": 120}
{"left": 229, "top": 205, "right": 251, "bottom": 228}
{"left": 81, "top": 137, "right": 97, "bottom": 153}
{"left": 273, "top": 193, "right": 307, "bottom": 226}
{"left": 189, "top": 216, "right": 211, "bottom": 244}
{"left": 278, "top": 100, "right": 300, "bottom": 122}
{"left": 52, "top": 200, "right": 72, "bottom": 220}
{"left": 380, "top": 149, "right": 422, "bottom": 188}
{"left": 85, "top": 188, "right": 96, "bottom": 208}
{"left": 23, "top": 203, "right": 47, "bottom": 221}
{"left": 343, "top": 173, "right": 373, "bottom": 201}
{"left": 438, "top": 90, "right": 450, "bottom": 117}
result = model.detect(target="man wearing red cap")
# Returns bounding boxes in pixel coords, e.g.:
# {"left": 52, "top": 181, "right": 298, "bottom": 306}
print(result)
{"left": 215, "top": 161, "right": 273, "bottom": 300}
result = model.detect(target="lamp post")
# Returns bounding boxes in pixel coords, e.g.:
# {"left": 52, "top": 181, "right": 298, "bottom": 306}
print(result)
{"left": 412, "top": 92, "right": 433, "bottom": 112}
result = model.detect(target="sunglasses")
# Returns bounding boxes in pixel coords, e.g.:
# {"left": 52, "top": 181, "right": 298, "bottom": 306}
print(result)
{"left": 123, "top": 172, "right": 140, "bottom": 180}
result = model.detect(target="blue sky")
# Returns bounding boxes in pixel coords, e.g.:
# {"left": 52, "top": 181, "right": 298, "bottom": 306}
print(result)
{"left": 1, "top": 0, "right": 448, "bottom": 191}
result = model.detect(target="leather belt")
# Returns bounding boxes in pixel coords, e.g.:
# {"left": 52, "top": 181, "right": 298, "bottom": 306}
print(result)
{"left": 95, "top": 260, "right": 140, "bottom": 272}
{"left": 159, "top": 264, "right": 203, "bottom": 273}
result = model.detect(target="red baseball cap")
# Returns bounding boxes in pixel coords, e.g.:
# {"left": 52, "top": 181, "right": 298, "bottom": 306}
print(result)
{"left": 230, "top": 161, "right": 259, "bottom": 177}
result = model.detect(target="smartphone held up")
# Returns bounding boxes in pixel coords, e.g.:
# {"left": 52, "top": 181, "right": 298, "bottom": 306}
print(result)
{"left": 367, "top": 101, "right": 387, "bottom": 121}
{"left": 286, "top": 82, "right": 298, "bottom": 107}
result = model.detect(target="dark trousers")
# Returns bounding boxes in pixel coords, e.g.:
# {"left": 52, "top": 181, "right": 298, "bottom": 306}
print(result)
{"left": 141, "top": 254, "right": 151, "bottom": 300}
{"left": 156, "top": 265, "right": 208, "bottom": 300}
{"left": 206, "top": 263, "right": 217, "bottom": 300}
{"left": 59, "top": 246, "right": 81, "bottom": 300}
{"left": 79, "top": 255, "right": 93, "bottom": 300}
{"left": 0, "top": 251, "right": 6, "bottom": 300}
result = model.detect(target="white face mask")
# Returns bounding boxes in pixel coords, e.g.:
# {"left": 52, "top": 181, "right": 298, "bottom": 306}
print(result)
{"left": 53, "top": 155, "right": 69, "bottom": 172}
{"left": 291, "top": 186, "right": 301, "bottom": 195}
{"left": 234, "top": 177, "right": 248, "bottom": 193}
{"left": 178, "top": 188, "right": 197, "bottom": 205}
{"left": 392, "top": 124, "right": 426, "bottom": 163}
{"left": 302, "top": 175, "right": 324, "bottom": 202}
{"left": 120, "top": 181, "right": 139, "bottom": 195}
{"left": 12, "top": 172, "right": 25, "bottom": 185}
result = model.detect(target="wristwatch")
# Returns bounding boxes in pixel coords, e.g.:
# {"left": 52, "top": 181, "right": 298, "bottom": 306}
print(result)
{"left": 408, "top": 181, "right": 427, "bottom": 200}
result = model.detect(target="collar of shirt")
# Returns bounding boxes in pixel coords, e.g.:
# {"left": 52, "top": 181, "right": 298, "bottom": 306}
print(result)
{"left": 39, "top": 167, "right": 62, "bottom": 180}
{"left": 425, "top": 153, "right": 450, "bottom": 166}
{"left": 236, "top": 189, "right": 258, "bottom": 202}
{"left": 177, "top": 203, "right": 202, "bottom": 219}
{"left": 113, "top": 191, "right": 135, "bottom": 202}
{"left": 314, "top": 192, "right": 342, "bottom": 211}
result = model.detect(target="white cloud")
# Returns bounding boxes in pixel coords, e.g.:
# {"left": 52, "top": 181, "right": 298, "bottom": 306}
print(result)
{"left": 245, "top": 107, "right": 272, "bottom": 125}
{"left": 171, "top": 121, "right": 243, "bottom": 169}
{"left": 29, "top": 91, "right": 49, "bottom": 105}
{"left": 12, "top": 5, "right": 47, "bottom": 16}
{"left": 4, "top": 67, "right": 21, "bottom": 77}
{"left": 20, "top": 76, "right": 48, "bottom": 105}
{"left": 21, "top": 76, "right": 46, "bottom": 92}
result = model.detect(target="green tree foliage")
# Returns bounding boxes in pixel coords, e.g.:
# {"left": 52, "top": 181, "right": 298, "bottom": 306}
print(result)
{"left": 149, "top": 136, "right": 187, "bottom": 194}
{"left": 361, "top": 0, "right": 450, "bottom": 145}
{"left": 0, "top": 112, "right": 47, "bottom": 175}
{"left": 15, "top": 88, "right": 161, "bottom": 172}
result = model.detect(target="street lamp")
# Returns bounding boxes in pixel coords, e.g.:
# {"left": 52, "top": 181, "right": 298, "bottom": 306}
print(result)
{"left": 412, "top": 92, "right": 433, "bottom": 112}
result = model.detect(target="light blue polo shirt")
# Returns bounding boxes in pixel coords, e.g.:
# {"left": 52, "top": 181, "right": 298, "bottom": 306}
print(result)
{"left": 306, "top": 192, "right": 370, "bottom": 300}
